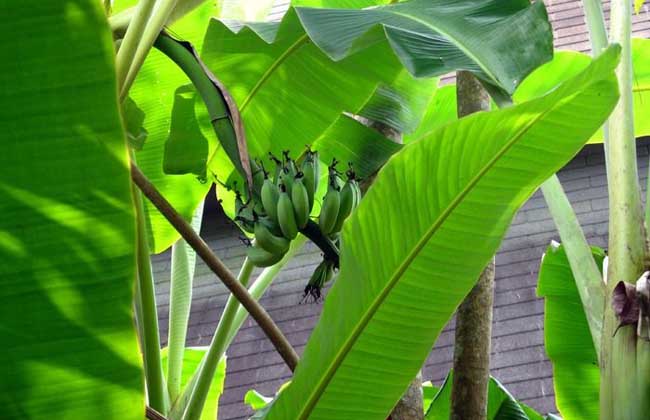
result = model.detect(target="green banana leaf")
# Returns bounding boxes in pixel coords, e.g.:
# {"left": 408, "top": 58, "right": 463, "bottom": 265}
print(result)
{"left": 261, "top": 46, "right": 620, "bottom": 420}
{"left": 414, "top": 39, "right": 650, "bottom": 146}
{"left": 403, "top": 84, "right": 458, "bottom": 144}
{"left": 421, "top": 381, "right": 439, "bottom": 414}
{"left": 161, "top": 348, "right": 226, "bottom": 419}
{"left": 425, "top": 372, "right": 542, "bottom": 420}
{"left": 0, "top": 1, "right": 143, "bottom": 418}
{"left": 313, "top": 115, "right": 403, "bottom": 179}
{"left": 294, "top": 1, "right": 439, "bottom": 135}
{"left": 126, "top": 2, "right": 218, "bottom": 253}
{"left": 163, "top": 85, "right": 211, "bottom": 178}
{"left": 245, "top": 390, "right": 274, "bottom": 411}
{"left": 537, "top": 243, "right": 604, "bottom": 420}
{"left": 516, "top": 39, "right": 650, "bottom": 143}
{"left": 296, "top": 0, "right": 553, "bottom": 100}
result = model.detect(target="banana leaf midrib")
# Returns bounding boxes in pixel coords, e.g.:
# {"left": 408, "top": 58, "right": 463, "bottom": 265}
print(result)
{"left": 294, "top": 87, "right": 567, "bottom": 420}
{"left": 239, "top": 33, "right": 310, "bottom": 111}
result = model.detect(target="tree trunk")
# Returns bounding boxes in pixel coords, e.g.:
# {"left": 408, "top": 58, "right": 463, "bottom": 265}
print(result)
{"left": 450, "top": 71, "right": 494, "bottom": 420}
{"left": 354, "top": 115, "right": 424, "bottom": 420}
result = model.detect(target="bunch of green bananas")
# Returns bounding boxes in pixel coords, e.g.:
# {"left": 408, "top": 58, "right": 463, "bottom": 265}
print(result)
{"left": 318, "top": 160, "right": 361, "bottom": 240}
{"left": 234, "top": 148, "right": 320, "bottom": 267}
{"left": 233, "top": 148, "right": 361, "bottom": 304}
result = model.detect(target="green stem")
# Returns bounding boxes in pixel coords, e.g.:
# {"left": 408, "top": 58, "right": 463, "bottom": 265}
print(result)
{"left": 109, "top": 0, "right": 207, "bottom": 37}
{"left": 131, "top": 163, "right": 299, "bottom": 371}
{"left": 540, "top": 175, "right": 604, "bottom": 356}
{"left": 601, "top": 0, "right": 648, "bottom": 418}
{"left": 120, "top": 0, "right": 179, "bottom": 100}
{"left": 167, "top": 203, "right": 204, "bottom": 402}
{"left": 114, "top": 0, "right": 156, "bottom": 90}
{"left": 152, "top": 32, "right": 249, "bottom": 186}
{"left": 181, "top": 257, "right": 255, "bottom": 420}
{"left": 226, "top": 236, "right": 307, "bottom": 346}
{"left": 131, "top": 155, "right": 169, "bottom": 415}
{"left": 581, "top": 0, "right": 609, "bottom": 56}
{"left": 172, "top": 236, "right": 306, "bottom": 419}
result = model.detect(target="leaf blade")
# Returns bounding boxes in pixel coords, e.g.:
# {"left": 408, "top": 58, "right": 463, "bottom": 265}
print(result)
{"left": 0, "top": 1, "right": 143, "bottom": 417}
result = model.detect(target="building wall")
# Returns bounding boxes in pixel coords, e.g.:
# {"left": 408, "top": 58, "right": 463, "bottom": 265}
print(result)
{"left": 149, "top": 1, "right": 650, "bottom": 419}
{"left": 152, "top": 141, "right": 650, "bottom": 419}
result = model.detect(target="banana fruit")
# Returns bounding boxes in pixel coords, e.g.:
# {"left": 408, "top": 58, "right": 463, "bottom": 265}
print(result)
{"left": 319, "top": 165, "right": 341, "bottom": 235}
{"left": 291, "top": 174, "right": 310, "bottom": 229}
{"left": 247, "top": 242, "right": 284, "bottom": 267}
{"left": 232, "top": 149, "right": 359, "bottom": 280}
{"left": 277, "top": 184, "right": 298, "bottom": 240}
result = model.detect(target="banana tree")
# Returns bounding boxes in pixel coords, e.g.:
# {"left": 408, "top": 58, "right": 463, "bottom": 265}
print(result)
{"left": 0, "top": 1, "right": 623, "bottom": 420}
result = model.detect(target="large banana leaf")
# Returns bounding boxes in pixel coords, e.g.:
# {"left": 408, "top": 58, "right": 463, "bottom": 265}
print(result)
{"left": 516, "top": 39, "right": 650, "bottom": 143}
{"left": 0, "top": 1, "right": 143, "bottom": 418}
{"left": 313, "top": 115, "right": 403, "bottom": 179}
{"left": 408, "top": 39, "right": 650, "bottom": 147}
{"left": 425, "top": 372, "right": 542, "bottom": 420}
{"left": 262, "top": 46, "right": 620, "bottom": 420}
{"left": 296, "top": 0, "right": 552, "bottom": 100}
{"left": 537, "top": 243, "right": 603, "bottom": 420}
{"left": 294, "top": 1, "right": 439, "bottom": 135}
{"left": 403, "top": 84, "right": 458, "bottom": 144}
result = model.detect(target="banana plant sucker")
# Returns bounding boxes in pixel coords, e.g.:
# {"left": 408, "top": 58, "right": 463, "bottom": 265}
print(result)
{"left": 600, "top": 0, "right": 650, "bottom": 418}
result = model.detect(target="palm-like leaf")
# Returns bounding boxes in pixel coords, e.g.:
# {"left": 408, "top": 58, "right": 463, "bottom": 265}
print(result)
{"left": 515, "top": 39, "right": 650, "bottom": 143}
{"left": 296, "top": 0, "right": 552, "bottom": 99}
{"left": 262, "top": 46, "right": 620, "bottom": 420}
{"left": 408, "top": 39, "right": 650, "bottom": 147}
{"left": 537, "top": 243, "right": 603, "bottom": 420}
{"left": 0, "top": 1, "right": 143, "bottom": 417}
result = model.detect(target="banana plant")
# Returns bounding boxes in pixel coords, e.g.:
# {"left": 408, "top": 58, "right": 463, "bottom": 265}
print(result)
{"left": 0, "top": 1, "right": 621, "bottom": 420}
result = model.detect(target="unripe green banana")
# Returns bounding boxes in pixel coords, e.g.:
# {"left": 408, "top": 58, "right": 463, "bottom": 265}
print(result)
{"left": 269, "top": 153, "right": 282, "bottom": 185}
{"left": 291, "top": 175, "right": 310, "bottom": 229}
{"left": 261, "top": 177, "right": 280, "bottom": 223}
{"left": 301, "top": 153, "right": 316, "bottom": 209}
{"left": 319, "top": 180, "right": 340, "bottom": 235}
{"left": 280, "top": 167, "right": 294, "bottom": 195}
{"left": 247, "top": 243, "right": 284, "bottom": 267}
{"left": 331, "top": 179, "right": 354, "bottom": 233}
{"left": 259, "top": 216, "right": 283, "bottom": 237}
{"left": 277, "top": 184, "right": 298, "bottom": 239}
{"left": 254, "top": 221, "right": 290, "bottom": 255}
{"left": 250, "top": 158, "right": 265, "bottom": 197}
